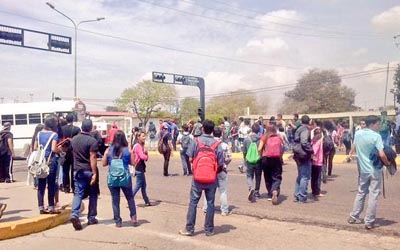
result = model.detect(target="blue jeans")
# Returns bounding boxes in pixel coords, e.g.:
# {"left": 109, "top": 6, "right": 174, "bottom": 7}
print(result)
{"left": 180, "top": 150, "right": 192, "bottom": 175}
{"left": 294, "top": 159, "right": 312, "bottom": 201}
{"left": 71, "top": 170, "right": 98, "bottom": 221}
{"left": 132, "top": 171, "right": 150, "bottom": 204}
{"left": 350, "top": 171, "right": 382, "bottom": 225}
{"left": 185, "top": 180, "right": 217, "bottom": 234}
{"left": 37, "top": 158, "right": 58, "bottom": 210}
{"left": 246, "top": 162, "right": 261, "bottom": 191}
{"left": 203, "top": 171, "right": 229, "bottom": 214}
{"left": 109, "top": 179, "right": 136, "bottom": 223}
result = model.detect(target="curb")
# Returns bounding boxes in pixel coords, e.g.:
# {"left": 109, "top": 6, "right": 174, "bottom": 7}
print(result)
{"left": 0, "top": 208, "right": 71, "bottom": 241}
{"left": 147, "top": 151, "right": 353, "bottom": 164}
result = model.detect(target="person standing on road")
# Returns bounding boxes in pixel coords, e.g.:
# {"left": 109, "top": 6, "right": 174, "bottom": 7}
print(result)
{"left": 132, "top": 131, "right": 151, "bottom": 207}
{"left": 347, "top": 115, "right": 390, "bottom": 230}
{"left": 238, "top": 119, "right": 251, "bottom": 173}
{"left": 258, "top": 126, "right": 283, "bottom": 205}
{"left": 242, "top": 123, "right": 262, "bottom": 201}
{"left": 179, "top": 119, "right": 224, "bottom": 237}
{"left": 177, "top": 124, "right": 193, "bottom": 176}
{"left": 0, "top": 122, "right": 15, "bottom": 183}
{"left": 70, "top": 119, "right": 99, "bottom": 230}
{"left": 202, "top": 127, "right": 232, "bottom": 216}
{"left": 102, "top": 130, "right": 138, "bottom": 227}
{"left": 61, "top": 113, "right": 81, "bottom": 193}
{"left": 159, "top": 124, "right": 173, "bottom": 177}
{"left": 148, "top": 121, "right": 157, "bottom": 151}
{"left": 171, "top": 119, "right": 179, "bottom": 151}
{"left": 34, "top": 116, "right": 60, "bottom": 214}
{"left": 293, "top": 115, "right": 313, "bottom": 203}
{"left": 310, "top": 124, "right": 324, "bottom": 199}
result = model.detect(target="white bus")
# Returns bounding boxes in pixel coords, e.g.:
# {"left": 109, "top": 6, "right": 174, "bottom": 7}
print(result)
{"left": 0, "top": 100, "right": 86, "bottom": 157}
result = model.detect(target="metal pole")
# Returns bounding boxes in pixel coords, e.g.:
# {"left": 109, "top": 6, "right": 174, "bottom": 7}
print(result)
{"left": 198, "top": 78, "right": 205, "bottom": 122}
{"left": 384, "top": 62, "right": 390, "bottom": 108}
{"left": 74, "top": 25, "right": 77, "bottom": 99}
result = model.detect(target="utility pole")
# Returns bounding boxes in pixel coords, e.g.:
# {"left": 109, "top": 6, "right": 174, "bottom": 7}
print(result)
{"left": 384, "top": 62, "right": 390, "bottom": 108}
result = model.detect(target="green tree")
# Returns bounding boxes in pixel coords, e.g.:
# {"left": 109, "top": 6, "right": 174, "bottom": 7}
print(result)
{"left": 179, "top": 97, "right": 200, "bottom": 125}
{"left": 206, "top": 90, "right": 264, "bottom": 121}
{"left": 279, "top": 69, "right": 356, "bottom": 114}
{"left": 116, "top": 80, "right": 177, "bottom": 129}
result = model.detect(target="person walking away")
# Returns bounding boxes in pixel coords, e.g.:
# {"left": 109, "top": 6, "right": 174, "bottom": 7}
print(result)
{"left": 311, "top": 126, "right": 324, "bottom": 199}
{"left": 0, "top": 122, "right": 15, "bottom": 183}
{"left": 179, "top": 119, "right": 224, "bottom": 237}
{"left": 223, "top": 116, "right": 231, "bottom": 143}
{"left": 171, "top": 119, "right": 179, "bottom": 151}
{"left": 379, "top": 111, "right": 391, "bottom": 146}
{"left": 192, "top": 119, "right": 203, "bottom": 138}
{"left": 342, "top": 123, "right": 352, "bottom": 155}
{"left": 108, "top": 124, "right": 118, "bottom": 145}
{"left": 242, "top": 123, "right": 262, "bottom": 201}
{"left": 323, "top": 120, "right": 337, "bottom": 177}
{"left": 132, "top": 131, "right": 151, "bottom": 207}
{"left": 148, "top": 121, "right": 157, "bottom": 151}
{"left": 129, "top": 127, "right": 139, "bottom": 151}
{"left": 230, "top": 121, "right": 239, "bottom": 153}
{"left": 61, "top": 113, "right": 81, "bottom": 193}
{"left": 258, "top": 126, "right": 283, "bottom": 205}
{"left": 102, "top": 130, "right": 137, "bottom": 227}
{"left": 347, "top": 115, "right": 390, "bottom": 230}
{"left": 70, "top": 119, "right": 99, "bottom": 230}
{"left": 177, "top": 124, "right": 193, "bottom": 176}
{"left": 202, "top": 127, "right": 232, "bottom": 215}
{"left": 292, "top": 115, "right": 313, "bottom": 203}
{"left": 34, "top": 116, "right": 60, "bottom": 214}
{"left": 158, "top": 124, "right": 173, "bottom": 176}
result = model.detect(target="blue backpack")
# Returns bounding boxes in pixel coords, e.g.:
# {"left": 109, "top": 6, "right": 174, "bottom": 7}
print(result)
{"left": 107, "top": 151, "right": 130, "bottom": 187}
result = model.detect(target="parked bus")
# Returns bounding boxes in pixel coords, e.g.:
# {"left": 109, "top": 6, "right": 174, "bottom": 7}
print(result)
{"left": 0, "top": 100, "right": 86, "bottom": 157}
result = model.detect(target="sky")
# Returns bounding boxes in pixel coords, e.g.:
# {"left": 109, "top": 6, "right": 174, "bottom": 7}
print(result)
{"left": 0, "top": 0, "right": 400, "bottom": 114}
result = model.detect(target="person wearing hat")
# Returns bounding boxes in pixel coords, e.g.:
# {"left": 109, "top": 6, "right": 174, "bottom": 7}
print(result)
{"left": 159, "top": 123, "right": 173, "bottom": 176}
{"left": 0, "top": 122, "right": 15, "bottom": 183}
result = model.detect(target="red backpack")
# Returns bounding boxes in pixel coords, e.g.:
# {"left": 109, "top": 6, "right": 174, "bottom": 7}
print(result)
{"left": 192, "top": 138, "right": 220, "bottom": 184}
{"left": 265, "top": 135, "right": 282, "bottom": 158}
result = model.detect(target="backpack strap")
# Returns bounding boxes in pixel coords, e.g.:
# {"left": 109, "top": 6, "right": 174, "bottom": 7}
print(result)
{"left": 210, "top": 140, "right": 220, "bottom": 151}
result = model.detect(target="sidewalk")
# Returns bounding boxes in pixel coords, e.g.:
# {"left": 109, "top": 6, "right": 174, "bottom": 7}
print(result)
{"left": 0, "top": 181, "right": 73, "bottom": 240}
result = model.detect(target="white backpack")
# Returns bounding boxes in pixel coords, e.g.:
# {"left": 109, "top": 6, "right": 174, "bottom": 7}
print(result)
{"left": 28, "top": 132, "right": 56, "bottom": 179}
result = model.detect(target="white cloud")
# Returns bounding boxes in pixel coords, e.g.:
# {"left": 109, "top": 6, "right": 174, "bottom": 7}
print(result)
{"left": 371, "top": 6, "right": 400, "bottom": 34}
{"left": 205, "top": 72, "right": 246, "bottom": 94}
{"left": 237, "top": 37, "right": 289, "bottom": 56}
{"left": 351, "top": 48, "right": 368, "bottom": 58}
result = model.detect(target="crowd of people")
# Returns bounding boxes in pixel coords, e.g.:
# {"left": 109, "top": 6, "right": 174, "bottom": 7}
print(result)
{"left": 0, "top": 109, "right": 397, "bottom": 234}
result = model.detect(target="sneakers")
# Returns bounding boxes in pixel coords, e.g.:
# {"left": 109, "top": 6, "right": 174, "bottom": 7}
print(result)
{"left": 254, "top": 191, "right": 260, "bottom": 198}
{"left": 179, "top": 229, "right": 194, "bottom": 236}
{"left": 131, "top": 216, "right": 138, "bottom": 227}
{"left": 0, "top": 203, "right": 7, "bottom": 218}
{"left": 87, "top": 218, "right": 98, "bottom": 225}
{"left": 221, "top": 211, "right": 232, "bottom": 216}
{"left": 205, "top": 231, "right": 215, "bottom": 237}
{"left": 347, "top": 217, "right": 361, "bottom": 224}
{"left": 271, "top": 190, "right": 279, "bottom": 205}
{"left": 70, "top": 217, "right": 83, "bottom": 230}
{"left": 115, "top": 222, "right": 122, "bottom": 228}
{"left": 365, "top": 224, "right": 374, "bottom": 230}
{"left": 145, "top": 202, "right": 152, "bottom": 207}
{"left": 248, "top": 189, "right": 255, "bottom": 202}
{"left": 238, "top": 165, "right": 244, "bottom": 173}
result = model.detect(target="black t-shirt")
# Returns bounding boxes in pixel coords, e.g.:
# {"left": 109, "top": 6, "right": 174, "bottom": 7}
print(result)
{"left": 71, "top": 132, "right": 98, "bottom": 171}
{"left": 61, "top": 124, "right": 81, "bottom": 139}
{"left": 0, "top": 131, "right": 12, "bottom": 155}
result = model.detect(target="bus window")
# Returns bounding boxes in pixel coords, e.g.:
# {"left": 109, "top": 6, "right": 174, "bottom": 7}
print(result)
{"left": 1, "top": 114, "right": 14, "bottom": 125}
{"left": 15, "top": 114, "right": 28, "bottom": 125}
{"left": 29, "top": 113, "right": 41, "bottom": 124}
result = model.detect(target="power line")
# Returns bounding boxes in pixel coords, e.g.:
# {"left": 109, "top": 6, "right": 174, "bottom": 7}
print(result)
{"left": 136, "top": 0, "right": 385, "bottom": 40}
{"left": 64, "top": 67, "right": 395, "bottom": 102}
{"left": 179, "top": 0, "right": 384, "bottom": 38}
{"left": 211, "top": 0, "right": 385, "bottom": 36}
{"left": 0, "top": 10, "right": 302, "bottom": 69}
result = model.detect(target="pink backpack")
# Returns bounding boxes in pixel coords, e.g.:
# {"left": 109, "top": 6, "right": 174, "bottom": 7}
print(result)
{"left": 265, "top": 135, "right": 282, "bottom": 158}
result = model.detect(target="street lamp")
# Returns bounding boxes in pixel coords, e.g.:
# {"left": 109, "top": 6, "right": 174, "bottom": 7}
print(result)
{"left": 46, "top": 2, "right": 105, "bottom": 99}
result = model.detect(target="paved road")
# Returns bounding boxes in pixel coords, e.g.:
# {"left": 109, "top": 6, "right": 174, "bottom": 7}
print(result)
{"left": 2, "top": 154, "right": 400, "bottom": 249}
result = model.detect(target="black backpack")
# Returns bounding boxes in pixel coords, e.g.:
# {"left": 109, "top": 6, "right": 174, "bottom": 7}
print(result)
{"left": 0, "top": 132, "right": 10, "bottom": 156}
{"left": 323, "top": 131, "right": 335, "bottom": 154}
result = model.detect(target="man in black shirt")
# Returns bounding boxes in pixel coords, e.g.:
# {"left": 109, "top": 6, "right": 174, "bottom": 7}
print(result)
{"left": 61, "top": 113, "right": 81, "bottom": 193}
{"left": 70, "top": 119, "right": 98, "bottom": 230}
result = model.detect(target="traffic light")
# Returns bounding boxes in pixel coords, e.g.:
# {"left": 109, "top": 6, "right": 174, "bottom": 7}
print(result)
{"left": 0, "top": 31, "right": 23, "bottom": 42}
{"left": 48, "top": 39, "right": 71, "bottom": 50}
{"left": 175, "top": 76, "right": 186, "bottom": 84}
{"left": 153, "top": 73, "right": 165, "bottom": 82}
{"left": 197, "top": 108, "right": 203, "bottom": 121}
